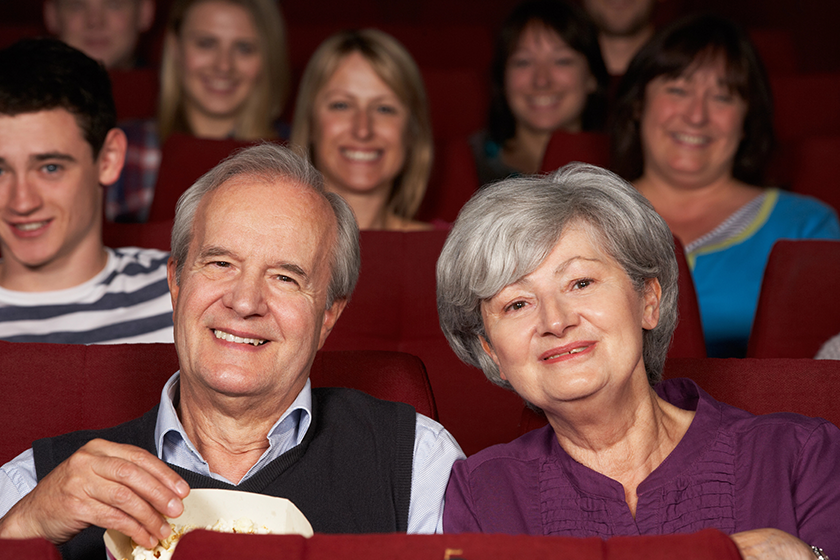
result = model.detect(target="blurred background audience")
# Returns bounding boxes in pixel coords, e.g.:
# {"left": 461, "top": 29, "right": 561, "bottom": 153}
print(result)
{"left": 610, "top": 13, "right": 840, "bottom": 358}
{"left": 43, "top": 0, "right": 155, "bottom": 69}
{"left": 291, "top": 29, "right": 434, "bottom": 231}
{"left": 472, "top": 0, "right": 608, "bottom": 186}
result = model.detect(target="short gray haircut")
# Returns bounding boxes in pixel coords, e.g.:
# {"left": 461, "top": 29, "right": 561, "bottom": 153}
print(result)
{"left": 170, "top": 142, "right": 360, "bottom": 307}
{"left": 436, "top": 162, "right": 679, "bottom": 388}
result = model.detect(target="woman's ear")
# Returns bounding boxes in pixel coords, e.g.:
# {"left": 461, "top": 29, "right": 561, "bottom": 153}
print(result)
{"left": 479, "top": 335, "right": 506, "bottom": 380}
{"left": 642, "top": 278, "right": 662, "bottom": 330}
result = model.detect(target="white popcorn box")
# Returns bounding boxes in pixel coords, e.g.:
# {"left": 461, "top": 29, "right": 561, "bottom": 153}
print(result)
{"left": 104, "top": 488, "right": 313, "bottom": 560}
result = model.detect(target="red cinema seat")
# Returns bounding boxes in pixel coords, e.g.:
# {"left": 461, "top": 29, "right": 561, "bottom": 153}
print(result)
{"left": 423, "top": 67, "right": 488, "bottom": 142}
{"left": 748, "top": 28, "right": 797, "bottom": 74}
{"left": 147, "top": 133, "right": 259, "bottom": 222}
{"left": 670, "top": 237, "right": 706, "bottom": 358}
{"left": 102, "top": 218, "right": 174, "bottom": 252}
{"left": 539, "top": 131, "right": 610, "bottom": 173}
{"left": 0, "top": 538, "right": 62, "bottom": 560}
{"left": 0, "top": 340, "right": 435, "bottom": 465}
{"left": 109, "top": 68, "right": 159, "bottom": 122}
{"left": 419, "top": 136, "right": 481, "bottom": 223}
{"left": 747, "top": 239, "right": 840, "bottom": 358}
{"left": 322, "top": 231, "right": 525, "bottom": 456}
{"left": 522, "top": 357, "right": 840, "bottom": 434}
{"left": 771, "top": 73, "right": 840, "bottom": 142}
{"left": 791, "top": 135, "right": 840, "bottom": 216}
{"left": 170, "top": 527, "right": 739, "bottom": 560}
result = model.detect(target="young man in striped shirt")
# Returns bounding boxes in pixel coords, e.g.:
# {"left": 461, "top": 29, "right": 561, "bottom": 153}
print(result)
{"left": 0, "top": 38, "right": 173, "bottom": 344}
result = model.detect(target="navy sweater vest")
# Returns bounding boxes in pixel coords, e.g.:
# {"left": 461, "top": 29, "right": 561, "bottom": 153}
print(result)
{"left": 33, "top": 387, "right": 416, "bottom": 560}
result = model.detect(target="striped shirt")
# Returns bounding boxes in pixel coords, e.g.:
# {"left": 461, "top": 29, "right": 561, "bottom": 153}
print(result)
{"left": 0, "top": 247, "right": 173, "bottom": 344}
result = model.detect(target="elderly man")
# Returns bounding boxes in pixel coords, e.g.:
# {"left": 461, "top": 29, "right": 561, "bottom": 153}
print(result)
{"left": 0, "top": 142, "right": 464, "bottom": 559}
{"left": 44, "top": 0, "right": 155, "bottom": 70}
{"left": 0, "top": 38, "right": 172, "bottom": 343}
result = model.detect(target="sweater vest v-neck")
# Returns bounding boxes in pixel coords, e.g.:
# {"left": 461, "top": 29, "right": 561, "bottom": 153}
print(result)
{"left": 33, "top": 387, "right": 416, "bottom": 560}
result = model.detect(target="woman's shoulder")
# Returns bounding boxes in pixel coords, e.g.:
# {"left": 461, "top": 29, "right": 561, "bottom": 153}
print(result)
{"left": 457, "top": 424, "right": 555, "bottom": 472}
{"left": 763, "top": 188, "right": 840, "bottom": 237}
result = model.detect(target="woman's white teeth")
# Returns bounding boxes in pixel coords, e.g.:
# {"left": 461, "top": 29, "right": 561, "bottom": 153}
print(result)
{"left": 530, "top": 95, "right": 558, "bottom": 107}
{"left": 674, "top": 132, "right": 708, "bottom": 145}
{"left": 15, "top": 221, "right": 48, "bottom": 231}
{"left": 545, "top": 347, "right": 586, "bottom": 360}
{"left": 214, "top": 329, "right": 267, "bottom": 346}
{"left": 342, "top": 149, "right": 380, "bottom": 161}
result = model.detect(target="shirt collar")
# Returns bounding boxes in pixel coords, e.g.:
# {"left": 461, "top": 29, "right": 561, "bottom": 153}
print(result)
{"left": 154, "top": 372, "right": 313, "bottom": 465}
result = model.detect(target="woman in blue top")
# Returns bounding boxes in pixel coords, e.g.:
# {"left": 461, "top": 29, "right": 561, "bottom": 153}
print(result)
{"left": 611, "top": 14, "right": 840, "bottom": 357}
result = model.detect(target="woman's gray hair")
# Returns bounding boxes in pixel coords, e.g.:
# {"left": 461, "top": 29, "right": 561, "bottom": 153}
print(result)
{"left": 170, "top": 142, "right": 360, "bottom": 307}
{"left": 436, "top": 162, "right": 679, "bottom": 388}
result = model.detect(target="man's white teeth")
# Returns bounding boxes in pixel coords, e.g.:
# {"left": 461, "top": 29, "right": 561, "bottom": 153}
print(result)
{"left": 673, "top": 132, "right": 708, "bottom": 145}
{"left": 213, "top": 329, "right": 267, "bottom": 346}
{"left": 15, "top": 221, "right": 48, "bottom": 231}
{"left": 342, "top": 149, "right": 380, "bottom": 161}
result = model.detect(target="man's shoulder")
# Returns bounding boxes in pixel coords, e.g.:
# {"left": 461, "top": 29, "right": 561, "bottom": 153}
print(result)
{"left": 312, "top": 387, "right": 417, "bottom": 418}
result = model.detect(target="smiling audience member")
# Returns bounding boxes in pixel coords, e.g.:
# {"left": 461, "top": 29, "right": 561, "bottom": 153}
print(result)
{"left": 291, "top": 29, "right": 434, "bottom": 231}
{"left": 0, "top": 143, "right": 463, "bottom": 560}
{"left": 109, "top": 0, "right": 290, "bottom": 222}
{"left": 0, "top": 38, "right": 172, "bottom": 344}
{"left": 611, "top": 14, "right": 840, "bottom": 357}
{"left": 438, "top": 163, "right": 840, "bottom": 558}
{"left": 44, "top": 0, "right": 155, "bottom": 70}
{"left": 472, "top": 0, "right": 609, "bottom": 186}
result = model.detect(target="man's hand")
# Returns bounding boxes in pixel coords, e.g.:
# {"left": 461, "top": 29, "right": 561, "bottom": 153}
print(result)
{"left": 0, "top": 439, "right": 189, "bottom": 547}
{"left": 731, "top": 528, "right": 816, "bottom": 560}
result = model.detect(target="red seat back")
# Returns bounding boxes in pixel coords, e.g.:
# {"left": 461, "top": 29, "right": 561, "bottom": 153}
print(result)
{"left": 670, "top": 236, "right": 706, "bottom": 358}
{"left": 747, "top": 239, "right": 840, "bottom": 358}
{"left": 791, "top": 135, "right": 840, "bottom": 216}
{"left": 0, "top": 341, "right": 435, "bottom": 465}
{"left": 0, "top": 538, "right": 62, "bottom": 559}
{"left": 109, "top": 68, "right": 159, "bottom": 122}
{"left": 539, "top": 131, "right": 611, "bottom": 173}
{"left": 147, "top": 133, "right": 258, "bottom": 222}
{"left": 171, "top": 527, "right": 739, "bottom": 560}
{"left": 102, "top": 219, "right": 174, "bottom": 252}
{"left": 771, "top": 73, "right": 840, "bottom": 142}
{"left": 419, "top": 136, "right": 480, "bottom": 223}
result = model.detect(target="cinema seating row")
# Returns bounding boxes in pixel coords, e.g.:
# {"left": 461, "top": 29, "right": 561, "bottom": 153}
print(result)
{"left": 0, "top": 528, "right": 742, "bottom": 559}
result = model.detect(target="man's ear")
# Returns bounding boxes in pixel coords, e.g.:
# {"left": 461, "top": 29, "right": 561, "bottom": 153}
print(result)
{"left": 318, "top": 297, "right": 348, "bottom": 349}
{"left": 167, "top": 257, "right": 180, "bottom": 311}
{"left": 138, "top": 0, "right": 155, "bottom": 32}
{"left": 43, "top": 1, "right": 60, "bottom": 34}
{"left": 97, "top": 128, "right": 128, "bottom": 187}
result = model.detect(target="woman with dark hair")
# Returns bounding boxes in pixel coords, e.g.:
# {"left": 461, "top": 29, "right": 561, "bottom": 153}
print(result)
{"left": 471, "top": 0, "right": 609, "bottom": 185}
{"left": 611, "top": 13, "right": 840, "bottom": 358}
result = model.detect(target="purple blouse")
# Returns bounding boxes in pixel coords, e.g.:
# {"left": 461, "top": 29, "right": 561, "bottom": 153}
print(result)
{"left": 443, "top": 378, "right": 840, "bottom": 555}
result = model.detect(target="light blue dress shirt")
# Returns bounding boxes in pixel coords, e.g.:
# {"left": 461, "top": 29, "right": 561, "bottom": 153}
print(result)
{"left": 0, "top": 373, "right": 464, "bottom": 534}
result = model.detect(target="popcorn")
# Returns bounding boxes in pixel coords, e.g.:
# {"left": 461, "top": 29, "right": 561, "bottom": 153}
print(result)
{"left": 129, "top": 518, "right": 272, "bottom": 560}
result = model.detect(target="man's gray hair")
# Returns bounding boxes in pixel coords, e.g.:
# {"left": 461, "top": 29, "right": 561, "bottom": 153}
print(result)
{"left": 436, "top": 162, "right": 679, "bottom": 388}
{"left": 170, "top": 142, "right": 360, "bottom": 307}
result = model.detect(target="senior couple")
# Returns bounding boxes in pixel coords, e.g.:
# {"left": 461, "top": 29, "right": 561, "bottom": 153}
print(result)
{"left": 1, "top": 150, "right": 837, "bottom": 558}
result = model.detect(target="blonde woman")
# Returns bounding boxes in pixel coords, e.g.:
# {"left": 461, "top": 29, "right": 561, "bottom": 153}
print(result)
{"left": 108, "top": 0, "right": 290, "bottom": 222}
{"left": 291, "top": 29, "right": 436, "bottom": 231}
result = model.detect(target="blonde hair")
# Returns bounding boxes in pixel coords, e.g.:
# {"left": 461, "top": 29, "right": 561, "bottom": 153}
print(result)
{"left": 290, "top": 29, "right": 433, "bottom": 220}
{"left": 158, "top": 0, "right": 290, "bottom": 142}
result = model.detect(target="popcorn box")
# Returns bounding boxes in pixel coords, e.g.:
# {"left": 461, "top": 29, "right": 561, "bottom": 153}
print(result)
{"left": 104, "top": 488, "right": 313, "bottom": 560}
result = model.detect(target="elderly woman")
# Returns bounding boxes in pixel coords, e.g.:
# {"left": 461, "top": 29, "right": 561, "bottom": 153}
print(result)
{"left": 438, "top": 163, "right": 840, "bottom": 558}
{"left": 611, "top": 14, "right": 840, "bottom": 357}
{"left": 291, "top": 29, "right": 435, "bottom": 231}
{"left": 472, "top": 0, "right": 609, "bottom": 185}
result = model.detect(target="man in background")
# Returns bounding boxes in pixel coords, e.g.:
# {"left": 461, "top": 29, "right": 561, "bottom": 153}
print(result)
{"left": 43, "top": 0, "right": 155, "bottom": 69}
